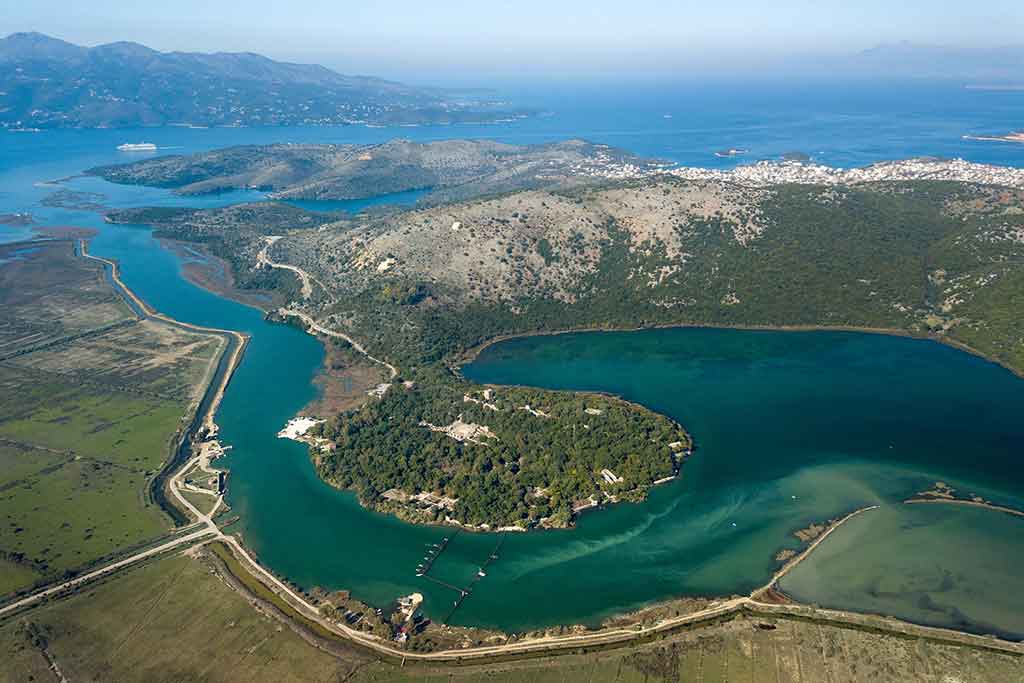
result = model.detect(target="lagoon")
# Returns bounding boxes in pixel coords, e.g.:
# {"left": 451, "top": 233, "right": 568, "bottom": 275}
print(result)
{"left": 460, "top": 328, "right": 1024, "bottom": 636}
{"left": 282, "top": 187, "right": 430, "bottom": 215}
{"left": 2, "top": 81, "right": 1023, "bottom": 636}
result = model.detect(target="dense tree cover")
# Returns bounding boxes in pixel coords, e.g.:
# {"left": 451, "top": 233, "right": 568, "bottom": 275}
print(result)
{"left": 298, "top": 181, "right": 1024, "bottom": 530}
{"left": 310, "top": 382, "right": 688, "bottom": 528}
{"left": 298, "top": 180, "right": 1024, "bottom": 530}
{"left": 324, "top": 182, "right": 1023, "bottom": 375}
{"left": 118, "top": 178, "right": 1024, "bottom": 530}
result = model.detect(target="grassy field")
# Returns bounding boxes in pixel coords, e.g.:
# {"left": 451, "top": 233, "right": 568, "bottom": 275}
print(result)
{"left": 0, "top": 363, "right": 184, "bottom": 593}
{"left": 0, "top": 240, "right": 134, "bottom": 356}
{"left": 9, "top": 318, "right": 225, "bottom": 402}
{"left": 366, "top": 623, "right": 1023, "bottom": 683}
{"left": 0, "top": 240, "right": 224, "bottom": 597}
{"left": 1, "top": 549, "right": 1020, "bottom": 683}
{"left": 0, "top": 553, "right": 366, "bottom": 682}
{"left": 180, "top": 490, "right": 219, "bottom": 517}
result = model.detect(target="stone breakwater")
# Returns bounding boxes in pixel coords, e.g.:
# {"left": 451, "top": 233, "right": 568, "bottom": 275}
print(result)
{"left": 663, "top": 158, "right": 1024, "bottom": 189}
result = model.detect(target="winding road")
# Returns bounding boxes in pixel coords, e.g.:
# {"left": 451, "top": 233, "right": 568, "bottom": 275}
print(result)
{"left": 278, "top": 308, "right": 399, "bottom": 379}
{"left": 258, "top": 235, "right": 326, "bottom": 300}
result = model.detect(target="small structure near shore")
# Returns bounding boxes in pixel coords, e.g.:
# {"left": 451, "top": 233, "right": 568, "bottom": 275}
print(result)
{"left": 277, "top": 416, "right": 323, "bottom": 440}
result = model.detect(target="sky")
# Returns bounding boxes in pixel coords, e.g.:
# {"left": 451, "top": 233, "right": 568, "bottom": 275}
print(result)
{"left": 3, "top": 0, "right": 1023, "bottom": 83}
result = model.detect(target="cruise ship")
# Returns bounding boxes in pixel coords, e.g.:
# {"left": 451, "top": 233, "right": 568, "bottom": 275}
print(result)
{"left": 117, "top": 142, "right": 157, "bottom": 152}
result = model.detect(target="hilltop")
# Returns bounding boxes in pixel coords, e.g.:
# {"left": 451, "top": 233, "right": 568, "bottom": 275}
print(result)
{"left": 0, "top": 32, "right": 525, "bottom": 129}
{"left": 104, "top": 144, "right": 1024, "bottom": 528}
{"left": 266, "top": 173, "right": 1024, "bottom": 374}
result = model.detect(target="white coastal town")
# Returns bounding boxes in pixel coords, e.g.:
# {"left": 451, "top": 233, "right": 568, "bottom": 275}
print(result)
{"left": 575, "top": 154, "right": 1024, "bottom": 189}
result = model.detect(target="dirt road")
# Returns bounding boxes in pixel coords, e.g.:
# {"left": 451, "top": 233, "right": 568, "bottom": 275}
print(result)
{"left": 13, "top": 242, "right": 1018, "bottom": 664}
{"left": 258, "top": 236, "right": 323, "bottom": 299}
{"left": 280, "top": 308, "right": 398, "bottom": 379}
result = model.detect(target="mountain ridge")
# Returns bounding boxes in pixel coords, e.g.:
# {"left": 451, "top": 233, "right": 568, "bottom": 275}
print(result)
{"left": 0, "top": 32, "right": 521, "bottom": 129}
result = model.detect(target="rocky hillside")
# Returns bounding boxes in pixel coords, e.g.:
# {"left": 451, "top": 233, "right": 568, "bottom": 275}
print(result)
{"left": 106, "top": 153, "right": 1024, "bottom": 528}
{"left": 269, "top": 177, "right": 1024, "bottom": 374}
{"left": 110, "top": 158, "right": 1024, "bottom": 376}
{"left": 90, "top": 139, "right": 656, "bottom": 199}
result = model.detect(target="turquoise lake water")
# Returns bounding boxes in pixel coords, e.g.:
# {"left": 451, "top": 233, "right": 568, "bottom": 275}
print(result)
{"left": 779, "top": 503, "right": 1024, "bottom": 640}
{"left": 1, "top": 81, "right": 1022, "bottom": 636}
{"left": 282, "top": 188, "right": 431, "bottom": 214}
{"left": 463, "top": 329, "right": 1024, "bottom": 636}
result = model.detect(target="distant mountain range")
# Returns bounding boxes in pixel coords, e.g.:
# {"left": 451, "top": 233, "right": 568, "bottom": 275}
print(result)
{"left": 0, "top": 32, "right": 527, "bottom": 130}
{"left": 844, "top": 42, "right": 1024, "bottom": 81}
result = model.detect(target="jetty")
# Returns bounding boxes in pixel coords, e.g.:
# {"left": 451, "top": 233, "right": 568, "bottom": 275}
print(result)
{"left": 415, "top": 532, "right": 508, "bottom": 623}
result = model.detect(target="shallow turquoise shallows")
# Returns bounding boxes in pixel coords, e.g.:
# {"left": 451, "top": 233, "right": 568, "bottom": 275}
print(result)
{"left": 460, "top": 329, "right": 1024, "bottom": 636}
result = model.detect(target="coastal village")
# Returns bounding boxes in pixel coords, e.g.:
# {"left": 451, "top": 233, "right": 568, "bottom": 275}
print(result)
{"left": 572, "top": 152, "right": 1024, "bottom": 189}
{"left": 666, "top": 156, "right": 1024, "bottom": 188}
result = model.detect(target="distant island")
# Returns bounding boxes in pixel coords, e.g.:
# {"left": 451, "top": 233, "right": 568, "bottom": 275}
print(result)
{"left": 0, "top": 212, "right": 33, "bottom": 226}
{"left": 0, "top": 32, "right": 531, "bottom": 130}
{"left": 964, "top": 85, "right": 1024, "bottom": 92}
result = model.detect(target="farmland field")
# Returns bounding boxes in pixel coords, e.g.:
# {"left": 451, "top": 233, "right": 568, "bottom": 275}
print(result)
{"left": 0, "top": 240, "right": 133, "bottom": 357}
{"left": 0, "top": 240, "right": 224, "bottom": 596}
{"left": 0, "top": 554, "right": 366, "bottom": 682}
{"left": 2, "top": 550, "right": 1020, "bottom": 683}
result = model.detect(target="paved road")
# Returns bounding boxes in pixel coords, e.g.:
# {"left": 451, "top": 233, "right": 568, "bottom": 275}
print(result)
{"left": 0, "top": 527, "right": 215, "bottom": 618}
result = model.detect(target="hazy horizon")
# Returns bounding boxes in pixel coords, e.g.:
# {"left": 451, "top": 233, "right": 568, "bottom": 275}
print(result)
{"left": 3, "top": 1, "right": 1023, "bottom": 84}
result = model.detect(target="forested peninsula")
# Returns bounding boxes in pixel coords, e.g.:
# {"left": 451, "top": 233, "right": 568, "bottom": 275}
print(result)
{"left": 101, "top": 141, "right": 1024, "bottom": 528}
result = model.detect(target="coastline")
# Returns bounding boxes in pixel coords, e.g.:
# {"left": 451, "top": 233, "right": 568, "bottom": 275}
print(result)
{"left": 250, "top": 271, "right": 1024, "bottom": 635}
{"left": 312, "top": 416, "right": 689, "bottom": 534}
{"left": 159, "top": 237, "right": 279, "bottom": 313}
{"left": 905, "top": 497, "right": 1024, "bottom": 519}
{"left": 763, "top": 505, "right": 880, "bottom": 591}
{"left": 79, "top": 238, "right": 250, "bottom": 524}
{"left": 271, "top": 307, "right": 1020, "bottom": 535}
{"left": 158, "top": 281, "right": 1024, "bottom": 650}
{"left": 189, "top": 502, "right": 1024, "bottom": 662}
{"left": 454, "top": 320, "right": 1024, "bottom": 381}
{"left": 7, "top": 237, "right": 1024, "bottom": 663}
{"left": 963, "top": 133, "right": 1024, "bottom": 144}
